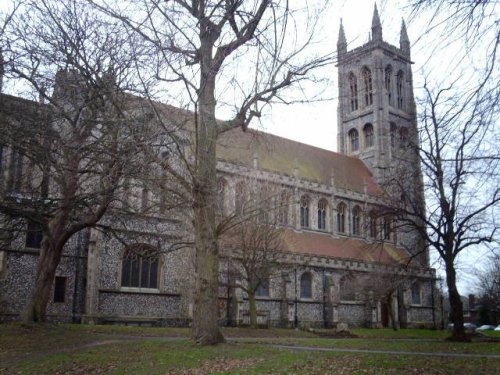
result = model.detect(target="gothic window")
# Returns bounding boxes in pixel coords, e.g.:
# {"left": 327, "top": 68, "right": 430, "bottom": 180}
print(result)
{"left": 363, "top": 123, "right": 374, "bottom": 148}
{"left": 411, "top": 282, "right": 422, "bottom": 304}
{"left": 7, "top": 147, "right": 24, "bottom": 193}
{"left": 363, "top": 67, "right": 373, "bottom": 106}
{"left": 252, "top": 274, "right": 269, "bottom": 297}
{"left": 352, "top": 205, "right": 361, "bottom": 236}
{"left": 278, "top": 190, "right": 289, "bottom": 225}
{"left": 385, "top": 65, "right": 393, "bottom": 106}
{"left": 216, "top": 178, "right": 226, "bottom": 214}
{"left": 369, "top": 212, "right": 378, "bottom": 239}
{"left": 382, "top": 217, "right": 393, "bottom": 241}
{"left": 235, "top": 181, "right": 246, "bottom": 214}
{"left": 348, "top": 72, "right": 358, "bottom": 111}
{"left": 348, "top": 129, "right": 359, "bottom": 152}
{"left": 390, "top": 122, "right": 397, "bottom": 148}
{"left": 26, "top": 221, "right": 43, "bottom": 249}
{"left": 317, "top": 199, "right": 327, "bottom": 231}
{"left": 300, "top": 272, "right": 313, "bottom": 299}
{"left": 53, "top": 276, "right": 66, "bottom": 303}
{"left": 340, "top": 275, "right": 356, "bottom": 301}
{"left": 399, "top": 127, "right": 409, "bottom": 149}
{"left": 121, "top": 244, "right": 159, "bottom": 289}
{"left": 397, "top": 70, "right": 404, "bottom": 109}
{"left": 337, "top": 202, "right": 346, "bottom": 233}
{"left": 300, "top": 195, "right": 310, "bottom": 228}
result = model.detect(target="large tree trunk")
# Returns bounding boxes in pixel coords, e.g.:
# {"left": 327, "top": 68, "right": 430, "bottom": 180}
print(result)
{"left": 445, "top": 256, "right": 468, "bottom": 341}
{"left": 386, "top": 294, "right": 399, "bottom": 331}
{"left": 248, "top": 291, "right": 257, "bottom": 328}
{"left": 191, "top": 37, "right": 224, "bottom": 344}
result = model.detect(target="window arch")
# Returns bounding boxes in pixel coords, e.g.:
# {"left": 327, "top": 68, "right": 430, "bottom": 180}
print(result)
{"left": 411, "top": 282, "right": 422, "bottom": 305}
{"left": 121, "top": 244, "right": 159, "bottom": 289}
{"left": 385, "top": 65, "right": 393, "bottom": 106}
{"left": 278, "top": 190, "right": 289, "bottom": 225}
{"left": 352, "top": 205, "right": 362, "bottom": 236}
{"left": 337, "top": 202, "right": 346, "bottom": 233}
{"left": 348, "top": 72, "right": 358, "bottom": 111}
{"left": 362, "top": 67, "right": 373, "bottom": 106}
{"left": 300, "top": 195, "right": 310, "bottom": 228}
{"left": 317, "top": 199, "right": 328, "bottom": 230}
{"left": 340, "top": 275, "right": 356, "bottom": 301}
{"left": 363, "top": 123, "right": 374, "bottom": 148}
{"left": 300, "top": 272, "right": 313, "bottom": 298}
{"left": 369, "top": 211, "right": 378, "bottom": 239}
{"left": 399, "top": 127, "right": 409, "bottom": 149}
{"left": 397, "top": 70, "right": 404, "bottom": 109}
{"left": 390, "top": 122, "right": 397, "bottom": 148}
{"left": 216, "top": 178, "right": 227, "bottom": 214}
{"left": 348, "top": 128, "right": 359, "bottom": 152}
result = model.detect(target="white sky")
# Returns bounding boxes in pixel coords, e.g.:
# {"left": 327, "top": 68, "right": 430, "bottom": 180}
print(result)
{"left": 0, "top": 0, "right": 495, "bottom": 294}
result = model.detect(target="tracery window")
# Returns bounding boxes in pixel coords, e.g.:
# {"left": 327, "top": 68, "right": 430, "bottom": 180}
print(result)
{"left": 411, "top": 282, "right": 422, "bottom": 305}
{"left": 352, "top": 205, "right": 361, "bottom": 236}
{"left": 278, "top": 190, "right": 289, "bottom": 225}
{"left": 300, "top": 272, "right": 313, "bottom": 299}
{"left": 121, "top": 244, "right": 159, "bottom": 289}
{"left": 385, "top": 65, "right": 393, "bottom": 106}
{"left": 300, "top": 195, "right": 310, "bottom": 228}
{"left": 364, "top": 123, "right": 374, "bottom": 148}
{"left": 337, "top": 202, "right": 346, "bottom": 233}
{"left": 369, "top": 212, "right": 378, "bottom": 239}
{"left": 349, "top": 129, "right": 359, "bottom": 152}
{"left": 317, "top": 199, "right": 327, "bottom": 231}
{"left": 363, "top": 67, "right": 373, "bottom": 106}
{"left": 397, "top": 70, "right": 404, "bottom": 109}
{"left": 348, "top": 72, "right": 358, "bottom": 111}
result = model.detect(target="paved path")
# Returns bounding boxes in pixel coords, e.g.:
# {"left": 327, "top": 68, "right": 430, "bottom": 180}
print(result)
{"left": 268, "top": 343, "right": 500, "bottom": 359}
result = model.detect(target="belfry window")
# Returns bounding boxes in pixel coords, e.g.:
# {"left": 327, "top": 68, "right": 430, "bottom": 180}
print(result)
{"left": 348, "top": 129, "right": 359, "bottom": 152}
{"left": 121, "top": 245, "right": 159, "bottom": 289}
{"left": 363, "top": 67, "right": 373, "bottom": 106}
{"left": 300, "top": 195, "right": 310, "bottom": 228}
{"left": 363, "top": 123, "right": 374, "bottom": 148}
{"left": 317, "top": 199, "right": 327, "bottom": 231}
{"left": 397, "top": 70, "right": 404, "bottom": 109}
{"left": 348, "top": 72, "right": 358, "bottom": 111}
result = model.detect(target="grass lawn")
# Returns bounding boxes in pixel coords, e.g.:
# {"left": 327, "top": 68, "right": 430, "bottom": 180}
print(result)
{"left": 1, "top": 324, "right": 499, "bottom": 374}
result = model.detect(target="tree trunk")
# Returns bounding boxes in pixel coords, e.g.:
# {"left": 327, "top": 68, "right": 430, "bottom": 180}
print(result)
{"left": 190, "top": 36, "right": 224, "bottom": 344}
{"left": 386, "top": 294, "right": 399, "bottom": 331}
{"left": 445, "top": 257, "right": 468, "bottom": 341}
{"left": 248, "top": 290, "right": 257, "bottom": 328}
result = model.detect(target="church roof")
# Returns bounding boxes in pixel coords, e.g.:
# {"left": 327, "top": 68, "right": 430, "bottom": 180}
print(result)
{"left": 281, "top": 229, "right": 412, "bottom": 266}
{"left": 217, "top": 127, "right": 384, "bottom": 197}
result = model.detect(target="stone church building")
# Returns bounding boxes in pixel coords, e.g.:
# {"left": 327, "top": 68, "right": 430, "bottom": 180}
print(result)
{"left": 0, "top": 8, "right": 439, "bottom": 328}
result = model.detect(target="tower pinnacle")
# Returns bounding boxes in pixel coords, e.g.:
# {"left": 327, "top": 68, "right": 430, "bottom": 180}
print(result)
{"left": 371, "top": 3, "right": 383, "bottom": 41}
{"left": 337, "top": 19, "right": 347, "bottom": 55}
{"left": 400, "top": 19, "right": 411, "bottom": 56}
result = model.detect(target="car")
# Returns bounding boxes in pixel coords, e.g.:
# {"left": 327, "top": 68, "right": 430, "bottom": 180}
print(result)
{"left": 495, "top": 325, "right": 500, "bottom": 331}
{"left": 446, "top": 323, "right": 477, "bottom": 332}
{"left": 476, "top": 325, "right": 496, "bottom": 331}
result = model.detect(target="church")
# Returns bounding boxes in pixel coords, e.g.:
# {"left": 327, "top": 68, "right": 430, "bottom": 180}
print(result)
{"left": 0, "top": 7, "right": 439, "bottom": 329}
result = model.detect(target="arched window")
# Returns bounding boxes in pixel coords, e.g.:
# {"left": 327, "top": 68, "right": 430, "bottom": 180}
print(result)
{"left": 382, "top": 217, "right": 393, "bottom": 241}
{"left": 369, "top": 212, "right": 378, "bottom": 239}
{"left": 348, "top": 72, "right": 358, "bottom": 111}
{"left": 399, "top": 127, "right": 409, "bottom": 149}
{"left": 348, "top": 128, "right": 359, "bottom": 152}
{"left": 397, "top": 70, "right": 404, "bottom": 109}
{"left": 216, "top": 178, "right": 227, "bottom": 214}
{"left": 278, "top": 190, "right": 289, "bottom": 225}
{"left": 340, "top": 275, "right": 356, "bottom": 301}
{"left": 317, "top": 199, "right": 327, "bottom": 231}
{"left": 363, "top": 123, "right": 374, "bottom": 148}
{"left": 252, "top": 274, "right": 270, "bottom": 297}
{"left": 121, "top": 244, "right": 159, "bottom": 289}
{"left": 235, "top": 181, "right": 246, "bottom": 214}
{"left": 390, "top": 122, "right": 397, "bottom": 148}
{"left": 300, "top": 195, "right": 310, "bottom": 228}
{"left": 411, "top": 282, "right": 422, "bottom": 305}
{"left": 300, "top": 272, "right": 312, "bottom": 298}
{"left": 337, "top": 202, "right": 346, "bottom": 233}
{"left": 385, "top": 65, "right": 393, "bottom": 106}
{"left": 352, "top": 205, "right": 361, "bottom": 236}
{"left": 363, "top": 67, "right": 373, "bottom": 106}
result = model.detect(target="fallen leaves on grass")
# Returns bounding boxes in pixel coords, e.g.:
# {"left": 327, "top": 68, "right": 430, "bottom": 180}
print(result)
{"left": 167, "top": 358, "right": 263, "bottom": 374}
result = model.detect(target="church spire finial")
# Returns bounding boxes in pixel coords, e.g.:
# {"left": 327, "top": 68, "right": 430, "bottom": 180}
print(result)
{"left": 337, "top": 18, "right": 347, "bottom": 56}
{"left": 371, "top": 3, "right": 383, "bottom": 41}
{"left": 400, "top": 18, "right": 411, "bottom": 56}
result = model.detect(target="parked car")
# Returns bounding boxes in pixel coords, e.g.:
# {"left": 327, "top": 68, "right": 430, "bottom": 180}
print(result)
{"left": 476, "top": 325, "right": 496, "bottom": 331}
{"left": 495, "top": 325, "right": 500, "bottom": 331}
{"left": 447, "top": 323, "right": 477, "bottom": 332}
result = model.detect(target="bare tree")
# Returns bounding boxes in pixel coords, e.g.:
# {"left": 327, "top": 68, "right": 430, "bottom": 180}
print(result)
{"left": 475, "top": 252, "right": 500, "bottom": 325}
{"left": 88, "top": 0, "right": 333, "bottom": 344}
{"left": 0, "top": 0, "right": 141, "bottom": 322}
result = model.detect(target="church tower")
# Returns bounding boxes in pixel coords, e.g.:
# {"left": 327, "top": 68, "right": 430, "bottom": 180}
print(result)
{"left": 336, "top": 5, "right": 418, "bottom": 187}
{"left": 337, "top": 5, "right": 427, "bottom": 265}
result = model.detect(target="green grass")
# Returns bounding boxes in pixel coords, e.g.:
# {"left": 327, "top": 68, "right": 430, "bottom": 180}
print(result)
{"left": 1, "top": 323, "right": 499, "bottom": 374}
